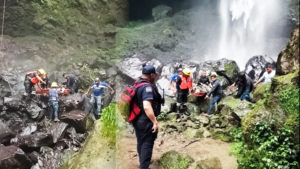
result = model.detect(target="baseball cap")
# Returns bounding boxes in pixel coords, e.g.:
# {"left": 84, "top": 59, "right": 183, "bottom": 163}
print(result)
{"left": 142, "top": 65, "right": 157, "bottom": 75}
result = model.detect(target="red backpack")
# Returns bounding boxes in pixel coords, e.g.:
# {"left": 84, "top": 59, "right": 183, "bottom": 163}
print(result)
{"left": 117, "top": 81, "right": 150, "bottom": 123}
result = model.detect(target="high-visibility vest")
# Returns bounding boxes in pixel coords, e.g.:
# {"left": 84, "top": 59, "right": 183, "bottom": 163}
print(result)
{"left": 180, "top": 75, "right": 192, "bottom": 90}
{"left": 30, "top": 77, "right": 39, "bottom": 84}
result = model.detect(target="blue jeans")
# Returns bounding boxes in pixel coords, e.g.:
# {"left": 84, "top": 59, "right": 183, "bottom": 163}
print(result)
{"left": 50, "top": 101, "right": 59, "bottom": 118}
{"left": 90, "top": 95, "right": 102, "bottom": 115}
{"left": 240, "top": 89, "right": 251, "bottom": 101}
{"left": 207, "top": 95, "right": 221, "bottom": 115}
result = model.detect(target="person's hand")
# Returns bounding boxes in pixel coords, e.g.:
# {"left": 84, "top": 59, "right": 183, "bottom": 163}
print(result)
{"left": 152, "top": 122, "right": 158, "bottom": 133}
{"left": 74, "top": 100, "right": 79, "bottom": 105}
{"left": 168, "top": 86, "right": 171, "bottom": 90}
{"left": 173, "top": 90, "right": 176, "bottom": 95}
{"left": 205, "top": 95, "right": 209, "bottom": 99}
{"left": 111, "top": 90, "right": 115, "bottom": 95}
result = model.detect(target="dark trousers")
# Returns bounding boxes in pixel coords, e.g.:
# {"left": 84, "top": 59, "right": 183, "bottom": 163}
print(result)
{"left": 133, "top": 121, "right": 157, "bottom": 169}
{"left": 24, "top": 77, "right": 33, "bottom": 94}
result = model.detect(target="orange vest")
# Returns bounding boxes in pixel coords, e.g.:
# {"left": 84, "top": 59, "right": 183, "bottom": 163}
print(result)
{"left": 180, "top": 75, "right": 192, "bottom": 90}
{"left": 31, "top": 77, "right": 39, "bottom": 84}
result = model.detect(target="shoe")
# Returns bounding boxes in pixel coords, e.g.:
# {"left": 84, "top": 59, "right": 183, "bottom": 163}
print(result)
{"left": 54, "top": 118, "right": 60, "bottom": 122}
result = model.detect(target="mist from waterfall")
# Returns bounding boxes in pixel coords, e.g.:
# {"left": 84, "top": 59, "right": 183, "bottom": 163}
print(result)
{"left": 190, "top": 0, "right": 292, "bottom": 69}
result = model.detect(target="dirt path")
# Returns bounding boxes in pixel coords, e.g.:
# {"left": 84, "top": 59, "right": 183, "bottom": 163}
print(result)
{"left": 116, "top": 132, "right": 237, "bottom": 169}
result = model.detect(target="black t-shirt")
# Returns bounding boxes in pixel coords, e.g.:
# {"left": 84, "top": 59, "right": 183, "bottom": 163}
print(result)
{"left": 134, "top": 78, "right": 162, "bottom": 123}
{"left": 176, "top": 76, "right": 182, "bottom": 90}
{"left": 198, "top": 76, "right": 210, "bottom": 85}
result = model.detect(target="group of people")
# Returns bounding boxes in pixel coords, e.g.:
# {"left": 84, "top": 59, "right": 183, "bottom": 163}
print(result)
{"left": 23, "top": 69, "right": 114, "bottom": 121}
{"left": 168, "top": 63, "right": 276, "bottom": 116}
{"left": 130, "top": 63, "right": 276, "bottom": 169}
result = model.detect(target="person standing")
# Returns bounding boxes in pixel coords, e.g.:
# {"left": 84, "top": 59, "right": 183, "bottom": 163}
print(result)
{"left": 254, "top": 63, "right": 276, "bottom": 86}
{"left": 133, "top": 65, "right": 162, "bottom": 169}
{"left": 177, "top": 69, "right": 192, "bottom": 112}
{"left": 24, "top": 69, "right": 47, "bottom": 95}
{"left": 205, "top": 72, "right": 222, "bottom": 115}
{"left": 86, "top": 78, "right": 114, "bottom": 119}
{"left": 63, "top": 73, "right": 80, "bottom": 94}
{"left": 49, "top": 82, "right": 60, "bottom": 122}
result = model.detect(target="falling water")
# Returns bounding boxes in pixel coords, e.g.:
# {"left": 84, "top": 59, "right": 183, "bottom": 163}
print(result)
{"left": 217, "top": 0, "right": 290, "bottom": 68}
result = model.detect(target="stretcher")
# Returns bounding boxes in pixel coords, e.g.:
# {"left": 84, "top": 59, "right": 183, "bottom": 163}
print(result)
{"left": 35, "top": 88, "right": 71, "bottom": 95}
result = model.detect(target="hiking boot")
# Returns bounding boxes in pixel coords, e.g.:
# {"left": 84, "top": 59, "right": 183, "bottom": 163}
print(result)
{"left": 54, "top": 118, "right": 60, "bottom": 122}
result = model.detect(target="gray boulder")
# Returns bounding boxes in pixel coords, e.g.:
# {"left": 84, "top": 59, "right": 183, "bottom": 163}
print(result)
{"left": 49, "top": 122, "right": 69, "bottom": 143}
{"left": 0, "top": 145, "right": 32, "bottom": 169}
{"left": 245, "top": 55, "right": 276, "bottom": 81}
{"left": 152, "top": 5, "right": 173, "bottom": 21}
{"left": 60, "top": 109, "right": 90, "bottom": 133}
{"left": 0, "top": 120, "right": 15, "bottom": 144}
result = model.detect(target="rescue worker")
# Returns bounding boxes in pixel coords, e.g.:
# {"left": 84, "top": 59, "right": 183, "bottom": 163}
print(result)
{"left": 197, "top": 71, "right": 210, "bottom": 86}
{"left": 230, "top": 72, "right": 254, "bottom": 102}
{"left": 197, "top": 70, "right": 211, "bottom": 93}
{"left": 177, "top": 68, "right": 192, "bottom": 112}
{"left": 24, "top": 69, "right": 47, "bottom": 95}
{"left": 63, "top": 73, "right": 80, "bottom": 94}
{"left": 41, "top": 73, "right": 49, "bottom": 89}
{"left": 254, "top": 63, "right": 276, "bottom": 86}
{"left": 133, "top": 64, "right": 162, "bottom": 169}
{"left": 205, "top": 72, "right": 222, "bottom": 115}
{"left": 49, "top": 82, "right": 60, "bottom": 122}
{"left": 168, "top": 68, "right": 183, "bottom": 95}
{"left": 86, "top": 78, "right": 114, "bottom": 119}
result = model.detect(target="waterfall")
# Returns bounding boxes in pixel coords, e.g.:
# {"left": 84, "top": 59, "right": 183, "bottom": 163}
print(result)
{"left": 216, "top": 0, "right": 290, "bottom": 68}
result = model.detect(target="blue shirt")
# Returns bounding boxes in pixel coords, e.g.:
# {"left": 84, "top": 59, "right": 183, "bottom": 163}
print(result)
{"left": 49, "top": 88, "right": 59, "bottom": 101}
{"left": 91, "top": 82, "right": 108, "bottom": 96}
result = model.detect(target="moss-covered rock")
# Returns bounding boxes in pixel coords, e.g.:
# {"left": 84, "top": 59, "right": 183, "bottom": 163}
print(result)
{"left": 196, "top": 157, "right": 222, "bottom": 169}
{"left": 277, "top": 26, "right": 299, "bottom": 75}
{"left": 158, "top": 150, "right": 193, "bottom": 169}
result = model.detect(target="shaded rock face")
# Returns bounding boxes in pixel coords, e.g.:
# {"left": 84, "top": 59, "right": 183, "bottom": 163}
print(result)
{"left": 0, "top": 120, "right": 15, "bottom": 144}
{"left": 245, "top": 55, "right": 276, "bottom": 81}
{"left": 277, "top": 26, "right": 299, "bottom": 75}
{"left": 152, "top": 5, "right": 173, "bottom": 21}
{"left": 60, "top": 110, "right": 92, "bottom": 133}
{"left": 0, "top": 145, "right": 32, "bottom": 169}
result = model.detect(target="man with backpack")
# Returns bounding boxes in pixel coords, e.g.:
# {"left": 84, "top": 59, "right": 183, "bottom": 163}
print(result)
{"left": 132, "top": 64, "right": 162, "bottom": 169}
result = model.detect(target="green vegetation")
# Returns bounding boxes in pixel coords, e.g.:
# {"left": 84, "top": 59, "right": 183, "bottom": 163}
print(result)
{"left": 158, "top": 151, "right": 193, "bottom": 169}
{"left": 231, "top": 122, "right": 299, "bottom": 169}
{"left": 100, "top": 104, "right": 118, "bottom": 145}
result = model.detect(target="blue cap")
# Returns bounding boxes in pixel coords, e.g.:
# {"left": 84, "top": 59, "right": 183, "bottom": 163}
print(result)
{"left": 142, "top": 65, "right": 157, "bottom": 75}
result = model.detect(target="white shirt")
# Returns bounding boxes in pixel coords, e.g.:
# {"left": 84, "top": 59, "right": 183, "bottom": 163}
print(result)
{"left": 259, "top": 70, "right": 276, "bottom": 83}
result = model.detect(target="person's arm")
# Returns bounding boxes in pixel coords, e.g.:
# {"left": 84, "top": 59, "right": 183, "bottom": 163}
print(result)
{"left": 86, "top": 87, "right": 91, "bottom": 95}
{"left": 206, "top": 81, "right": 219, "bottom": 98}
{"left": 230, "top": 82, "right": 236, "bottom": 88}
{"left": 108, "top": 85, "right": 115, "bottom": 94}
{"left": 143, "top": 100, "right": 158, "bottom": 133}
{"left": 36, "top": 76, "right": 46, "bottom": 84}
{"left": 254, "top": 73, "right": 265, "bottom": 86}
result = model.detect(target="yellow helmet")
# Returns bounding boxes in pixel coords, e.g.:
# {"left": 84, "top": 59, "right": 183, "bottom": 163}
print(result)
{"left": 51, "top": 82, "right": 58, "bottom": 88}
{"left": 38, "top": 69, "right": 46, "bottom": 76}
{"left": 183, "top": 69, "right": 191, "bottom": 76}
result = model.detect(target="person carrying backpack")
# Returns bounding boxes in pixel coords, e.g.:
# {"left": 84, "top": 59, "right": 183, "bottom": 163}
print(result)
{"left": 132, "top": 64, "right": 162, "bottom": 169}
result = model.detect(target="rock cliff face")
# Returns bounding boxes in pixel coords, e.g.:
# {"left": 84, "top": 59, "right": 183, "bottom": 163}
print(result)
{"left": 277, "top": 26, "right": 299, "bottom": 75}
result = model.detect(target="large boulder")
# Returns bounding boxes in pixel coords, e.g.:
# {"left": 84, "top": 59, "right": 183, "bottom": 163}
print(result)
{"left": 245, "top": 55, "right": 276, "bottom": 81}
{"left": 117, "top": 56, "right": 162, "bottom": 81}
{"left": 11, "top": 132, "right": 53, "bottom": 148}
{"left": 0, "top": 145, "right": 32, "bottom": 169}
{"left": 152, "top": 5, "right": 173, "bottom": 21}
{"left": 60, "top": 110, "right": 91, "bottom": 133}
{"left": 218, "top": 96, "right": 254, "bottom": 123}
{"left": 49, "top": 122, "right": 69, "bottom": 143}
{"left": 0, "top": 120, "right": 15, "bottom": 144}
{"left": 199, "top": 59, "right": 240, "bottom": 88}
{"left": 276, "top": 26, "right": 299, "bottom": 75}
{"left": 158, "top": 150, "right": 193, "bottom": 169}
